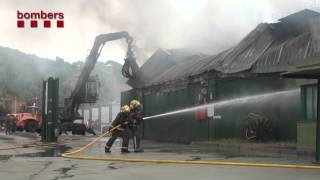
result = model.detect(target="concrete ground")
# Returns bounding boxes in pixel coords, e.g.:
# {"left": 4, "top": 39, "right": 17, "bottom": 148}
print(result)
{"left": 0, "top": 132, "right": 319, "bottom": 180}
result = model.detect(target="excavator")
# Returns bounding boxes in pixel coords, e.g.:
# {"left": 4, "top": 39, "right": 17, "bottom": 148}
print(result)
{"left": 58, "top": 31, "right": 140, "bottom": 135}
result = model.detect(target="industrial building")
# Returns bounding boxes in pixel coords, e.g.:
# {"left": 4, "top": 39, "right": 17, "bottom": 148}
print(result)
{"left": 282, "top": 58, "right": 320, "bottom": 161}
{"left": 122, "top": 9, "right": 320, "bottom": 144}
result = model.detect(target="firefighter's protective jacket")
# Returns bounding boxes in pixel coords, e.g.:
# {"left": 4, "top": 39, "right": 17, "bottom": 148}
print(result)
{"left": 112, "top": 112, "right": 130, "bottom": 130}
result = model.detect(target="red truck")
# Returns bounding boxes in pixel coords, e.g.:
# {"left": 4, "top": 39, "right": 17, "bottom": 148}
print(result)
{"left": 11, "top": 105, "right": 42, "bottom": 133}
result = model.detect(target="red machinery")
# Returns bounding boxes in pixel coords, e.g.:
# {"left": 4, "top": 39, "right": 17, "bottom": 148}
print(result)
{"left": 12, "top": 101, "right": 42, "bottom": 133}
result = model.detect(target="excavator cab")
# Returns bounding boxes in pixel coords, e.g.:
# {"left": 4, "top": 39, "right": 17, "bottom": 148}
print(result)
{"left": 82, "top": 75, "right": 100, "bottom": 103}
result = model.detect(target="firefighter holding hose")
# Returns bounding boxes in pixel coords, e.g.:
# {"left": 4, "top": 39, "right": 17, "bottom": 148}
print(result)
{"left": 105, "top": 105, "right": 131, "bottom": 153}
{"left": 129, "top": 100, "right": 144, "bottom": 152}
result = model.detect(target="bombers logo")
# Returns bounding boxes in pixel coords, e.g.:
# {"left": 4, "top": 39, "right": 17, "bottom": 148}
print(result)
{"left": 17, "top": 10, "right": 64, "bottom": 28}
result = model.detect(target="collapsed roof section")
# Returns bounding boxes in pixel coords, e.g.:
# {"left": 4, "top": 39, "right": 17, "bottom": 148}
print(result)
{"left": 131, "top": 9, "right": 320, "bottom": 88}
{"left": 127, "top": 48, "right": 208, "bottom": 87}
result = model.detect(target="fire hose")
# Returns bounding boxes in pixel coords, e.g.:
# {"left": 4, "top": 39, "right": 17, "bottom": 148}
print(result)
{"left": 61, "top": 125, "right": 320, "bottom": 170}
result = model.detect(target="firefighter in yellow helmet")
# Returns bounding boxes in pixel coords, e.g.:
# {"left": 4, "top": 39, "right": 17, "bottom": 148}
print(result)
{"left": 105, "top": 105, "right": 131, "bottom": 153}
{"left": 129, "top": 99, "right": 144, "bottom": 152}
{"left": 121, "top": 104, "right": 131, "bottom": 112}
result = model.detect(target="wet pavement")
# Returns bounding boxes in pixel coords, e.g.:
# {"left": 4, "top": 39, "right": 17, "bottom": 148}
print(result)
{"left": 0, "top": 132, "right": 319, "bottom": 180}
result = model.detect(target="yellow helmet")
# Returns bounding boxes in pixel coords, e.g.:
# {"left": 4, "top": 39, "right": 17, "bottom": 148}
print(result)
{"left": 121, "top": 105, "right": 130, "bottom": 113}
{"left": 130, "top": 99, "right": 141, "bottom": 109}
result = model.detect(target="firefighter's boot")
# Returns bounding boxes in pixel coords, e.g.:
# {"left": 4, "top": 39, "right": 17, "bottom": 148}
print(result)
{"left": 105, "top": 146, "right": 111, "bottom": 153}
{"left": 121, "top": 148, "right": 130, "bottom": 153}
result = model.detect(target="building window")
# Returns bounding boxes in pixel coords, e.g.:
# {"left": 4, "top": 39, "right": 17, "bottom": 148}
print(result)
{"left": 303, "top": 85, "right": 317, "bottom": 122}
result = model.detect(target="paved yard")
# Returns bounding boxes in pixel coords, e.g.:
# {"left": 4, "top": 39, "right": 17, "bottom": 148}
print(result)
{"left": 0, "top": 133, "right": 319, "bottom": 180}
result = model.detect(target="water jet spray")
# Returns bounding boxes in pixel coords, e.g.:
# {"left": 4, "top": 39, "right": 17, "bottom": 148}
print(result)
{"left": 143, "top": 89, "right": 299, "bottom": 120}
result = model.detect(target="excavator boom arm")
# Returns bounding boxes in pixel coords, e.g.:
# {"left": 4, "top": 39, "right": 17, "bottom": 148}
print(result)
{"left": 62, "top": 31, "right": 136, "bottom": 123}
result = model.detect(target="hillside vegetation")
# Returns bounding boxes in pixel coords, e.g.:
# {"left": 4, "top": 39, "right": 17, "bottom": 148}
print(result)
{"left": 0, "top": 46, "right": 130, "bottom": 106}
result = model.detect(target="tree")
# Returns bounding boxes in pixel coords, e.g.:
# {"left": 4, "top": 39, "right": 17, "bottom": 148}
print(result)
{"left": 0, "top": 105, "right": 10, "bottom": 116}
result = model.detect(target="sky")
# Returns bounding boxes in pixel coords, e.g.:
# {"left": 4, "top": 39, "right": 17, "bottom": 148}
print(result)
{"left": 0, "top": 0, "right": 319, "bottom": 65}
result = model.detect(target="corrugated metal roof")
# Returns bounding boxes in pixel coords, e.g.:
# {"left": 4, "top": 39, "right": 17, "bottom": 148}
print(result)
{"left": 252, "top": 16, "right": 320, "bottom": 73}
{"left": 133, "top": 49, "right": 176, "bottom": 86}
{"left": 133, "top": 9, "right": 320, "bottom": 87}
{"left": 129, "top": 48, "right": 208, "bottom": 87}
{"left": 148, "top": 54, "right": 209, "bottom": 85}
{"left": 279, "top": 9, "right": 320, "bottom": 23}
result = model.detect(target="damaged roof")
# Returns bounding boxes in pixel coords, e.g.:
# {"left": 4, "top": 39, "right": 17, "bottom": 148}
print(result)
{"left": 133, "top": 9, "right": 320, "bottom": 87}
{"left": 128, "top": 48, "right": 208, "bottom": 87}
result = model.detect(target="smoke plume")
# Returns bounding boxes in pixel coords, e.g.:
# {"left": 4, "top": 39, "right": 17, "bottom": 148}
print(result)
{"left": 0, "top": 0, "right": 317, "bottom": 64}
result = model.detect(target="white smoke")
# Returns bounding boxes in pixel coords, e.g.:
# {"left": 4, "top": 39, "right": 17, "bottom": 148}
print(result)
{"left": 0, "top": 0, "right": 317, "bottom": 64}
